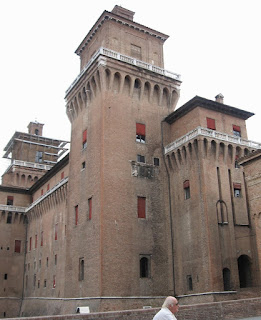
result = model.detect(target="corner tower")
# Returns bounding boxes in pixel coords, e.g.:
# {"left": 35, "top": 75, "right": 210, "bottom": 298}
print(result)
{"left": 65, "top": 6, "right": 181, "bottom": 311}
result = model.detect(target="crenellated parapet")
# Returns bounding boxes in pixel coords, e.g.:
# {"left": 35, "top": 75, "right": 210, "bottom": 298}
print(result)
{"left": 65, "top": 47, "right": 181, "bottom": 122}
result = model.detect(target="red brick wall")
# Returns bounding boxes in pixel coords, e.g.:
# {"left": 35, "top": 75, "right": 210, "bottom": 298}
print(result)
{"left": 7, "top": 297, "right": 261, "bottom": 320}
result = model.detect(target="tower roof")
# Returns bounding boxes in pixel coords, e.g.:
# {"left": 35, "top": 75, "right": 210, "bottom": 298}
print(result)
{"left": 75, "top": 6, "right": 169, "bottom": 56}
{"left": 164, "top": 95, "right": 254, "bottom": 124}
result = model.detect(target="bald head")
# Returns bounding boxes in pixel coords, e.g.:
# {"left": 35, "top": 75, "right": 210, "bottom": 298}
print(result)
{"left": 162, "top": 296, "right": 179, "bottom": 314}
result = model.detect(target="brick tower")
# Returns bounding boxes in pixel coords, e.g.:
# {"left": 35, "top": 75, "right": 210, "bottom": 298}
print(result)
{"left": 64, "top": 5, "right": 181, "bottom": 309}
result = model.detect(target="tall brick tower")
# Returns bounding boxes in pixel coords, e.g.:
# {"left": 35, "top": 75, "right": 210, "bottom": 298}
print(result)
{"left": 163, "top": 95, "right": 260, "bottom": 296}
{"left": 64, "top": 5, "right": 181, "bottom": 309}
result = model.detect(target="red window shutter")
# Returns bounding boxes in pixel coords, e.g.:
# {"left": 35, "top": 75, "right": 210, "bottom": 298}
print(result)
{"left": 207, "top": 118, "right": 216, "bottom": 130}
{"left": 61, "top": 171, "right": 64, "bottom": 180}
{"left": 137, "top": 197, "right": 146, "bottom": 218}
{"left": 183, "top": 180, "right": 190, "bottom": 189}
{"left": 41, "top": 231, "right": 43, "bottom": 246}
{"left": 136, "top": 123, "right": 146, "bottom": 136}
{"left": 88, "top": 198, "right": 92, "bottom": 220}
{"left": 47, "top": 184, "right": 50, "bottom": 191}
{"left": 233, "top": 125, "right": 241, "bottom": 132}
{"left": 75, "top": 205, "right": 78, "bottom": 225}
{"left": 15, "top": 240, "right": 21, "bottom": 253}
{"left": 233, "top": 183, "right": 241, "bottom": 189}
{"left": 41, "top": 189, "right": 43, "bottom": 196}
{"left": 83, "top": 129, "right": 87, "bottom": 143}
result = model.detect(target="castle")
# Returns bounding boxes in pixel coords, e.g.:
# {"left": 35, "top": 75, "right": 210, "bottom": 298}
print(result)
{"left": 1, "top": 5, "right": 261, "bottom": 318}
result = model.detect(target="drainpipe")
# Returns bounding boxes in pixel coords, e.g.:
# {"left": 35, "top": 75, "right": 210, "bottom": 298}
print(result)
{"left": 161, "top": 120, "right": 176, "bottom": 295}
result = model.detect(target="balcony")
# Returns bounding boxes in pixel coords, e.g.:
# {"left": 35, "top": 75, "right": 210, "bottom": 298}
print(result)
{"left": 164, "top": 126, "right": 261, "bottom": 155}
{"left": 65, "top": 47, "right": 181, "bottom": 96}
{"left": 0, "top": 204, "right": 26, "bottom": 213}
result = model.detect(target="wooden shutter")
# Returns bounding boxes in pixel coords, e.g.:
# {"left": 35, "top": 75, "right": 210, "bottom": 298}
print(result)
{"left": 137, "top": 197, "right": 146, "bottom": 218}
{"left": 233, "top": 125, "right": 241, "bottom": 132}
{"left": 233, "top": 183, "right": 241, "bottom": 189}
{"left": 183, "top": 180, "right": 190, "bottom": 189}
{"left": 15, "top": 240, "right": 21, "bottom": 253}
{"left": 136, "top": 123, "right": 145, "bottom": 136}
{"left": 206, "top": 118, "right": 216, "bottom": 130}
{"left": 83, "top": 129, "right": 87, "bottom": 143}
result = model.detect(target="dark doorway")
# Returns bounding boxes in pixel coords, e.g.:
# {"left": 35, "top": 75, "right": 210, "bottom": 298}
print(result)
{"left": 238, "top": 255, "right": 252, "bottom": 288}
{"left": 223, "top": 268, "right": 231, "bottom": 290}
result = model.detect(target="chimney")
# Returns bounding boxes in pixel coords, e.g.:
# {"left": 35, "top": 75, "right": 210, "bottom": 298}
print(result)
{"left": 111, "top": 5, "right": 135, "bottom": 21}
{"left": 215, "top": 93, "right": 224, "bottom": 104}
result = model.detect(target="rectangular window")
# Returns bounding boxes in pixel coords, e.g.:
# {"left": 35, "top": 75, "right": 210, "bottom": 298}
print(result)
{"left": 207, "top": 117, "right": 216, "bottom": 130}
{"left": 38, "top": 280, "right": 40, "bottom": 289}
{"left": 140, "top": 255, "right": 151, "bottom": 278}
{"left": 137, "top": 154, "right": 145, "bottom": 163}
{"left": 234, "top": 183, "right": 241, "bottom": 197}
{"left": 61, "top": 171, "right": 64, "bottom": 179}
{"left": 41, "top": 231, "right": 43, "bottom": 246}
{"left": 47, "top": 184, "right": 50, "bottom": 191}
{"left": 137, "top": 196, "right": 146, "bottom": 219}
{"left": 154, "top": 157, "right": 159, "bottom": 166}
{"left": 233, "top": 125, "right": 241, "bottom": 137}
{"left": 44, "top": 279, "right": 47, "bottom": 288}
{"left": 184, "top": 180, "right": 190, "bottom": 200}
{"left": 35, "top": 234, "right": 37, "bottom": 249}
{"left": 7, "top": 196, "right": 14, "bottom": 205}
{"left": 75, "top": 205, "right": 79, "bottom": 225}
{"left": 55, "top": 224, "right": 58, "bottom": 240}
{"left": 82, "top": 129, "right": 87, "bottom": 149}
{"left": 53, "top": 275, "right": 56, "bottom": 289}
{"left": 4, "top": 274, "right": 8, "bottom": 280}
{"left": 131, "top": 44, "right": 142, "bottom": 60}
{"left": 7, "top": 212, "right": 12, "bottom": 224}
{"left": 15, "top": 240, "right": 21, "bottom": 253}
{"left": 82, "top": 161, "right": 86, "bottom": 170}
{"left": 55, "top": 254, "right": 57, "bottom": 265}
{"left": 88, "top": 198, "right": 92, "bottom": 220}
{"left": 35, "top": 151, "right": 43, "bottom": 163}
{"left": 136, "top": 123, "right": 146, "bottom": 143}
{"left": 46, "top": 257, "right": 49, "bottom": 267}
{"left": 79, "top": 258, "right": 84, "bottom": 281}
{"left": 29, "top": 237, "right": 32, "bottom": 251}
{"left": 39, "top": 259, "right": 41, "bottom": 269}
{"left": 41, "top": 189, "right": 43, "bottom": 196}
{"left": 187, "top": 275, "right": 193, "bottom": 291}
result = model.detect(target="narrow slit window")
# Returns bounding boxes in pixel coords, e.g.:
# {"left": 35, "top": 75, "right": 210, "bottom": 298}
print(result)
{"left": 88, "top": 197, "right": 92, "bottom": 220}
{"left": 79, "top": 258, "right": 84, "bottom": 281}
{"left": 15, "top": 240, "right": 21, "bottom": 253}
{"left": 75, "top": 205, "right": 79, "bottom": 225}
{"left": 82, "top": 129, "right": 87, "bottom": 149}
{"left": 184, "top": 180, "right": 190, "bottom": 200}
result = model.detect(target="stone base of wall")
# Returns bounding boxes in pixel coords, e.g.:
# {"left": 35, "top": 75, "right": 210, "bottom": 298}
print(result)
{"left": 3, "top": 297, "right": 261, "bottom": 320}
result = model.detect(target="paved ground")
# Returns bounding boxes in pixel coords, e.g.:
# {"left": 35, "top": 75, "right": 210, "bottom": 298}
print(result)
{"left": 237, "top": 317, "right": 261, "bottom": 320}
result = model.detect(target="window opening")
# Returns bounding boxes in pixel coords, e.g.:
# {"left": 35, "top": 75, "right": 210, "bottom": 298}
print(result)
{"left": 7, "top": 196, "right": 13, "bottom": 205}
{"left": 88, "top": 197, "right": 92, "bottom": 220}
{"left": 79, "top": 258, "right": 84, "bottom": 281}
{"left": 233, "top": 125, "right": 241, "bottom": 137}
{"left": 184, "top": 180, "right": 190, "bottom": 200}
{"left": 140, "top": 256, "right": 150, "bottom": 278}
{"left": 35, "top": 151, "right": 43, "bottom": 163}
{"left": 137, "top": 154, "right": 145, "bottom": 163}
{"left": 233, "top": 183, "right": 241, "bottom": 197}
{"left": 6, "top": 212, "right": 12, "bottom": 224}
{"left": 136, "top": 123, "right": 146, "bottom": 143}
{"left": 75, "top": 205, "right": 79, "bottom": 225}
{"left": 15, "top": 240, "right": 21, "bottom": 253}
{"left": 154, "top": 157, "right": 159, "bottom": 166}
{"left": 55, "top": 224, "right": 58, "bottom": 240}
{"left": 82, "top": 129, "right": 87, "bottom": 149}
{"left": 207, "top": 117, "right": 216, "bottom": 130}
{"left": 137, "top": 196, "right": 146, "bottom": 218}
{"left": 4, "top": 274, "right": 7, "bottom": 280}
{"left": 187, "top": 275, "right": 193, "bottom": 291}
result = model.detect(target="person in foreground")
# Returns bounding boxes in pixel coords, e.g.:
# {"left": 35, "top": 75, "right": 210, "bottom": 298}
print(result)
{"left": 153, "top": 296, "right": 179, "bottom": 320}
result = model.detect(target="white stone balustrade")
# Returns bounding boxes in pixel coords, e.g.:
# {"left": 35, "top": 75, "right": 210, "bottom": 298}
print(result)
{"left": 164, "top": 126, "right": 261, "bottom": 155}
{"left": 66, "top": 47, "right": 181, "bottom": 96}
{"left": 0, "top": 204, "right": 26, "bottom": 213}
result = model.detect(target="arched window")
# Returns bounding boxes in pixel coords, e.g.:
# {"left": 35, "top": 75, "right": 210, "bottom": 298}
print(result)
{"left": 238, "top": 255, "right": 252, "bottom": 288}
{"left": 140, "top": 256, "right": 150, "bottom": 278}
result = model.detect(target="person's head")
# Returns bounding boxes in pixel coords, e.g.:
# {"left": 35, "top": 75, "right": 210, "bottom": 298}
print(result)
{"left": 162, "top": 296, "right": 179, "bottom": 314}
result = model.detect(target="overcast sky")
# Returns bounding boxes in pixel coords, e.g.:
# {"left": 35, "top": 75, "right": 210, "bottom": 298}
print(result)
{"left": 0, "top": 0, "right": 260, "bottom": 176}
